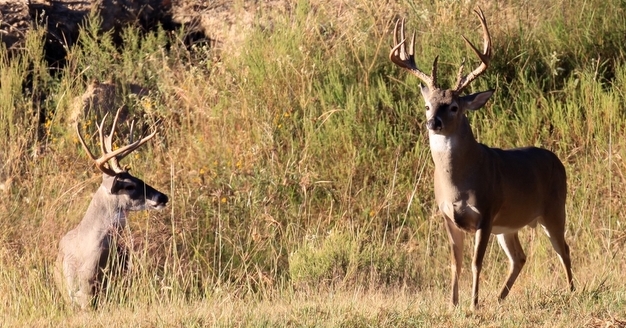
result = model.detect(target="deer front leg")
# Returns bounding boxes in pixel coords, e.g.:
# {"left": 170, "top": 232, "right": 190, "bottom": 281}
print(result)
{"left": 444, "top": 217, "right": 465, "bottom": 308}
{"left": 70, "top": 256, "right": 101, "bottom": 310}
{"left": 471, "top": 226, "right": 491, "bottom": 311}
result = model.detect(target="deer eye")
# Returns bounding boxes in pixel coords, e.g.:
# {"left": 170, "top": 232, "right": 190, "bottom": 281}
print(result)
{"left": 425, "top": 105, "right": 430, "bottom": 111}
{"left": 450, "top": 105, "right": 458, "bottom": 113}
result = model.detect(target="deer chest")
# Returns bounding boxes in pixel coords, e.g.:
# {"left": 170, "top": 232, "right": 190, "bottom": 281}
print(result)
{"left": 439, "top": 200, "right": 482, "bottom": 232}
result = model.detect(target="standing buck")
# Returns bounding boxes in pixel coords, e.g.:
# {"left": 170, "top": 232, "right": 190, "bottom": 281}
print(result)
{"left": 389, "top": 8, "right": 573, "bottom": 310}
{"left": 55, "top": 108, "right": 169, "bottom": 310}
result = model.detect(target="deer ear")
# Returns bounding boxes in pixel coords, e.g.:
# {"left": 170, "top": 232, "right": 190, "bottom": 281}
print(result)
{"left": 459, "top": 89, "right": 494, "bottom": 111}
{"left": 109, "top": 172, "right": 133, "bottom": 194}
{"left": 110, "top": 175, "right": 124, "bottom": 193}
{"left": 100, "top": 174, "right": 117, "bottom": 193}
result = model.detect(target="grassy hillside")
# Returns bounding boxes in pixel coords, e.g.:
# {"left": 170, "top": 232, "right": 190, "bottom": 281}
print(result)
{"left": 1, "top": 0, "right": 626, "bottom": 326}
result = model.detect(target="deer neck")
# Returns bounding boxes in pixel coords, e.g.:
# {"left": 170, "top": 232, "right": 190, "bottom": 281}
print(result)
{"left": 428, "top": 118, "right": 484, "bottom": 180}
{"left": 77, "top": 185, "right": 128, "bottom": 240}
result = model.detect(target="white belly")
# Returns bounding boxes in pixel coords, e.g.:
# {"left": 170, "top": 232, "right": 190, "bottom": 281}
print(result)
{"left": 491, "top": 225, "right": 521, "bottom": 235}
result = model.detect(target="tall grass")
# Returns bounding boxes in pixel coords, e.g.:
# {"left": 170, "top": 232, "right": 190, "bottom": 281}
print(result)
{"left": 1, "top": 0, "right": 626, "bottom": 325}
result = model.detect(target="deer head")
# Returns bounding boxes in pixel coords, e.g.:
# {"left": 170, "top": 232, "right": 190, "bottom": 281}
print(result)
{"left": 390, "top": 8, "right": 494, "bottom": 138}
{"left": 76, "top": 107, "right": 169, "bottom": 212}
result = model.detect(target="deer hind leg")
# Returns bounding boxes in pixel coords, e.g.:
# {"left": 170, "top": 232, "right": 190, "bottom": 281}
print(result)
{"left": 444, "top": 217, "right": 465, "bottom": 308}
{"left": 539, "top": 213, "right": 574, "bottom": 292}
{"left": 496, "top": 233, "right": 526, "bottom": 301}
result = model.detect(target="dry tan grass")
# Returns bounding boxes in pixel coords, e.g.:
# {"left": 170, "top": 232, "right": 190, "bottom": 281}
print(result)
{"left": 1, "top": 0, "right": 626, "bottom": 326}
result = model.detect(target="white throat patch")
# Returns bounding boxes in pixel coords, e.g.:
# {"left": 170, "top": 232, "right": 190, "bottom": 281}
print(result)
{"left": 429, "top": 133, "right": 456, "bottom": 153}
{"left": 113, "top": 210, "right": 128, "bottom": 228}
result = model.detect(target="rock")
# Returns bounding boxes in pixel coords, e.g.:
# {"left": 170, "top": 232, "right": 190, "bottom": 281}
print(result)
{"left": 0, "top": 0, "right": 31, "bottom": 50}
{"left": 69, "top": 80, "right": 150, "bottom": 126}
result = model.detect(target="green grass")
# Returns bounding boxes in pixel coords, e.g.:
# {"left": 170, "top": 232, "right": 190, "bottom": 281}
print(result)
{"left": 1, "top": 0, "right": 626, "bottom": 326}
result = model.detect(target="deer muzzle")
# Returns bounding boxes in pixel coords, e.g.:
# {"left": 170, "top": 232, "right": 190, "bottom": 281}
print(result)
{"left": 426, "top": 117, "right": 443, "bottom": 131}
{"left": 147, "top": 192, "right": 169, "bottom": 210}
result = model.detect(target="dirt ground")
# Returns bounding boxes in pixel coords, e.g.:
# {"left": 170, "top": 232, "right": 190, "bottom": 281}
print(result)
{"left": 0, "top": 0, "right": 294, "bottom": 59}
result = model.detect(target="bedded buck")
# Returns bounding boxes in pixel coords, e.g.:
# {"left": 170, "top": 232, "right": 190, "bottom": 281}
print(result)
{"left": 54, "top": 108, "right": 169, "bottom": 309}
{"left": 389, "top": 8, "right": 573, "bottom": 310}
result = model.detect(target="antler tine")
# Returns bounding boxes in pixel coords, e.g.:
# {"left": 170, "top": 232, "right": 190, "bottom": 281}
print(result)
{"left": 104, "top": 107, "right": 123, "bottom": 153}
{"left": 389, "top": 18, "right": 437, "bottom": 90}
{"left": 129, "top": 120, "right": 135, "bottom": 144}
{"left": 114, "top": 123, "right": 159, "bottom": 161}
{"left": 431, "top": 55, "right": 439, "bottom": 89}
{"left": 77, "top": 107, "right": 158, "bottom": 176}
{"left": 103, "top": 107, "right": 125, "bottom": 173}
{"left": 117, "top": 120, "right": 136, "bottom": 171}
{"left": 76, "top": 120, "right": 117, "bottom": 176}
{"left": 96, "top": 112, "right": 109, "bottom": 159}
{"left": 76, "top": 123, "right": 98, "bottom": 162}
{"left": 92, "top": 128, "right": 154, "bottom": 174}
{"left": 455, "top": 58, "right": 466, "bottom": 87}
{"left": 454, "top": 7, "right": 492, "bottom": 93}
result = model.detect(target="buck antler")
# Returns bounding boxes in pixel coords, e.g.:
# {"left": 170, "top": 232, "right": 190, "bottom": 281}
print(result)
{"left": 453, "top": 8, "right": 492, "bottom": 93}
{"left": 391, "top": 9, "right": 491, "bottom": 93}
{"left": 76, "top": 107, "right": 158, "bottom": 176}
{"left": 389, "top": 18, "right": 439, "bottom": 90}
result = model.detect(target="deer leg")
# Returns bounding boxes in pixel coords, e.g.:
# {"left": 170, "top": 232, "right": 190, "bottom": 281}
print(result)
{"left": 444, "top": 217, "right": 465, "bottom": 308}
{"left": 471, "top": 226, "right": 491, "bottom": 311}
{"left": 540, "top": 219, "right": 574, "bottom": 292}
{"left": 496, "top": 233, "right": 526, "bottom": 301}
{"left": 74, "top": 274, "right": 96, "bottom": 310}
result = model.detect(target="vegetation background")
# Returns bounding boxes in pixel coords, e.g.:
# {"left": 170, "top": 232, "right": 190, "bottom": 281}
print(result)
{"left": 1, "top": 0, "right": 625, "bottom": 326}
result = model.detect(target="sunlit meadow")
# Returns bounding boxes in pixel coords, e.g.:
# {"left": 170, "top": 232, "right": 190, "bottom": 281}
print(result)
{"left": 1, "top": 0, "right": 626, "bottom": 326}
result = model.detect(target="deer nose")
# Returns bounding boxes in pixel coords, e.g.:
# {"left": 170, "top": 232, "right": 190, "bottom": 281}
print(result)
{"left": 427, "top": 117, "right": 443, "bottom": 131}
{"left": 155, "top": 193, "right": 169, "bottom": 205}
